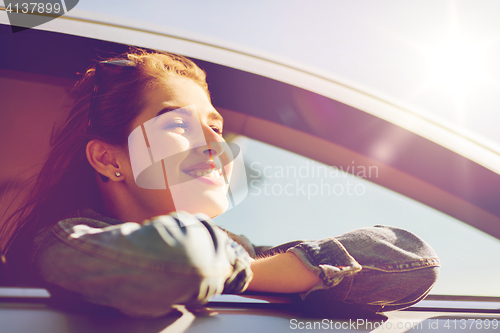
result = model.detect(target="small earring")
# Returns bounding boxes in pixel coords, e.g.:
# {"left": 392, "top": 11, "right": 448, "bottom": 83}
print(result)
{"left": 115, "top": 172, "right": 121, "bottom": 177}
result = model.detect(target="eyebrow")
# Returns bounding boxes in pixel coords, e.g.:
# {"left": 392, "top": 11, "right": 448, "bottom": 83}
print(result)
{"left": 155, "top": 106, "right": 190, "bottom": 117}
{"left": 155, "top": 106, "right": 223, "bottom": 123}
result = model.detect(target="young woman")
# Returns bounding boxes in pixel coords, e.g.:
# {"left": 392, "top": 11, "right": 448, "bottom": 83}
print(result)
{"left": 1, "top": 48, "right": 440, "bottom": 318}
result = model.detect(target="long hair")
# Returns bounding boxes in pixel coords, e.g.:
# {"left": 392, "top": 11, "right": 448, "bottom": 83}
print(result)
{"left": 0, "top": 48, "right": 209, "bottom": 284}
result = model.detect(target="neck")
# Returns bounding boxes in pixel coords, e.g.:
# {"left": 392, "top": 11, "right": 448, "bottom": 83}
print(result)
{"left": 99, "top": 179, "right": 176, "bottom": 224}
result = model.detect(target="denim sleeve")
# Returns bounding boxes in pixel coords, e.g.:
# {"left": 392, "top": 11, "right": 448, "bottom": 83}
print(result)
{"left": 286, "top": 225, "right": 440, "bottom": 313}
{"left": 32, "top": 211, "right": 253, "bottom": 318}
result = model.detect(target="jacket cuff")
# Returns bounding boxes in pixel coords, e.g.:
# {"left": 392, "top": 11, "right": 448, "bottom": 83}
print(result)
{"left": 287, "top": 226, "right": 441, "bottom": 313}
{"left": 287, "top": 237, "right": 362, "bottom": 299}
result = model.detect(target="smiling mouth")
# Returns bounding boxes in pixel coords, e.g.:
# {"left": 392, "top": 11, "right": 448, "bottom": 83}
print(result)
{"left": 184, "top": 168, "right": 223, "bottom": 179}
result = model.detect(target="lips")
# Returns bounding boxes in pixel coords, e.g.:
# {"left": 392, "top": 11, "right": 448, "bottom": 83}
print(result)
{"left": 182, "top": 160, "right": 226, "bottom": 183}
{"left": 185, "top": 168, "right": 223, "bottom": 179}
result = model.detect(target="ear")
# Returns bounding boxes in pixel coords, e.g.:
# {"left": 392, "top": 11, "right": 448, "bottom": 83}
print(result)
{"left": 86, "top": 140, "right": 125, "bottom": 182}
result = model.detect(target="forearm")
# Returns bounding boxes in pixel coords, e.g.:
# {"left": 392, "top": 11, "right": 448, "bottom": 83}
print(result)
{"left": 33, "top": 212, "right": 252, "bottom": 317}
{"left": 246, "top": 252, "right": 321, "bottom": 293}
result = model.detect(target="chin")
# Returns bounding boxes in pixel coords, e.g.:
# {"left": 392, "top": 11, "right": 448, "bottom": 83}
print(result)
{"left": 196, "top": 196, "right": 229, "bottom": 218}
{"left": 170, "top": 193, "right": 229, "bottom": 219}
{"left": 205, "top": 197, "right": 229, "bottom": 218}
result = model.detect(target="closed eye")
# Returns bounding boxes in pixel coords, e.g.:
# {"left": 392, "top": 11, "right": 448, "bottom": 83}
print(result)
{"left": 166, "top": 121, "right": 188, "bottom": 133}
{"left": 211, "top": 126, "right": 223, "bottom": 136}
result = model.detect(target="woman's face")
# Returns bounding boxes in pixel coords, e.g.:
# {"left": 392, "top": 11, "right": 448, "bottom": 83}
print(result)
{"left": 121, "top": 76, "right": 231, "bottom": 219}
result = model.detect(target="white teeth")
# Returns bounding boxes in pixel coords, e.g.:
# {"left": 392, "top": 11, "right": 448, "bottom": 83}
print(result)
{"left": 188, "top": 169, "right": 222, "bottom": 178}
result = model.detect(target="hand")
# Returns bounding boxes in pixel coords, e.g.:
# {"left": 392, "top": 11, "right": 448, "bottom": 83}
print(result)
{"left": 246, "top": 252, "right": 321, "bottom": 293}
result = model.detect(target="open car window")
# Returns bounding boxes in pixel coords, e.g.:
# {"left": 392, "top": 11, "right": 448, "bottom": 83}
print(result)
{"left": 1, "top": 12, "right": 500, "bottom": 333}
{"left": 1, "top": 22, "right": 499, "bottom": 303}
{"left": 214, "top": 135, "right": 500, "bottom": 298}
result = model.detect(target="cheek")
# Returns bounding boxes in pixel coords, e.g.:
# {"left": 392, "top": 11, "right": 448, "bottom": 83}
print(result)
{"left": 150, "top": 133, "right": 190, "bottom": 164}
{"left": 161, "top": 135, "right": 191, "bottom": 187}
{"left": 216, "top": 152, "right": 233, "bottom": 181}
{"left": 128, "top": 131, "right": 191, "bottom": 189}
{"left": 226, "top": 159, "right": 234, "bottom": 177}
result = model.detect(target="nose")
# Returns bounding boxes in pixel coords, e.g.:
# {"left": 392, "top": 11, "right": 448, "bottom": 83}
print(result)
{"left": 193, "top": 123, "right": 226, "bottom": 159}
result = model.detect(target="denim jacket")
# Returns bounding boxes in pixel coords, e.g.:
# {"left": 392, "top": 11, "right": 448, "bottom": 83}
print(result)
{"left": 30, "top": 208, "right": 440, "bottom": 317}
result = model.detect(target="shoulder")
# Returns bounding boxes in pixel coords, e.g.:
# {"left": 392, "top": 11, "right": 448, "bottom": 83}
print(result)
{"left": 33, "top": 208, "right": 118, "bottom": 250}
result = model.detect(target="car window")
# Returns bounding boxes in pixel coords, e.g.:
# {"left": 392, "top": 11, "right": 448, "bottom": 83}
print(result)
{"left": 214, "top": 135, "right": 500, "bottom": 297}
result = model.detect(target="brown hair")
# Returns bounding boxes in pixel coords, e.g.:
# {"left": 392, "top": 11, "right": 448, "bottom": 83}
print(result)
{"left": 0, "top": 48, "right": 209, "bottom": 282}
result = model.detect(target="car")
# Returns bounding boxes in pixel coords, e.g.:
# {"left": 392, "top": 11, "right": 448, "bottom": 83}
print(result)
{"left": 1, "top": 2, "right": 499, "bottom": 332}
